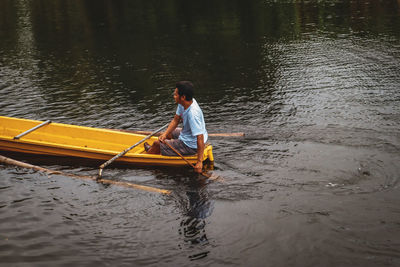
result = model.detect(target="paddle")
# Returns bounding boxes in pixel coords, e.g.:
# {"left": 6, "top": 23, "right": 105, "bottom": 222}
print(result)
{"left": 163, "top": 141, "right": 221, "bottom": 181}
{"left": 97, "top": 123, "right": 169, "bottom": 179}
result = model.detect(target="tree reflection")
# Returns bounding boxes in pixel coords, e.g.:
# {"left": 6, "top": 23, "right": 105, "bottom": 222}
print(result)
{"left": 1, "top": 0, "right": 399, "bottom": 121}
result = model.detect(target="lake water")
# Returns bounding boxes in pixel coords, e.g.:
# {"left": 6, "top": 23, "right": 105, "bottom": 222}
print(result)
{"left": 1, "top": 0, "right": 400, "bottom": 266}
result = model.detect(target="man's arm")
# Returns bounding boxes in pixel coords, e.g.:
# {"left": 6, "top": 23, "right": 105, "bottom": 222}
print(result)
{"left": 194, "top": 134, "right": 205, "bottom": 173}
{"left": 159, "top": 114, "right": 180, "bottom": 142}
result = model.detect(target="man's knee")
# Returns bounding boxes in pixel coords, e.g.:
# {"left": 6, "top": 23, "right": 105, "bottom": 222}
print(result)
{"left": 153, "top": 140, "right": 160, "bottom": 147}
{"left": 147, "top": 140, "right": 161, "bottom": 154}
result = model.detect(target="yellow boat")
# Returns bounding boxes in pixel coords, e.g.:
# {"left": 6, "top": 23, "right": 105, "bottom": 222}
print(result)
{"left": 0, "top": 116, "right": 214, "bottom": 166}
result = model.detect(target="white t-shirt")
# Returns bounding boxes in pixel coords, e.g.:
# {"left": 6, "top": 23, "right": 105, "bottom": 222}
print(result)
{"left": 176, "top": 98, "right": 208, "bottom": 149}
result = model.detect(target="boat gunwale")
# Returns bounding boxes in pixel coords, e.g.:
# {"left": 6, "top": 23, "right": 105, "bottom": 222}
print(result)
{"left": 0, "top": 136, "right": 206, "bottom": 160}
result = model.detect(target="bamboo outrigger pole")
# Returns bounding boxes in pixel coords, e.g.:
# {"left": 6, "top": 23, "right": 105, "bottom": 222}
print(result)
{"left": 0, "top": 155, "right": 171, "bottom": 194}
{"left": 110, "top": 128, "right": 244, "bottom": 137}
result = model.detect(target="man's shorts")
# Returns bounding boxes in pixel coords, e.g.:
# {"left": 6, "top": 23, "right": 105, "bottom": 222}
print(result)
{"left": 160, "top": 129, "right": 197, "bottom": 156}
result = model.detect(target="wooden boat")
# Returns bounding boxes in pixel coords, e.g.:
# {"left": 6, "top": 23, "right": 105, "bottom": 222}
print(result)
{"left": 0, "top": 116, "right": 214, "bottom": 166}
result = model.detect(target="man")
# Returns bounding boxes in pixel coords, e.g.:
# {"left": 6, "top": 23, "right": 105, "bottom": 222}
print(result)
{"left": 144, "top": 81, "right": 208, "bottom": 173}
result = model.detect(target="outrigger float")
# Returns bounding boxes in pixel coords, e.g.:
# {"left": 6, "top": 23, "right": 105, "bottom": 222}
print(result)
{"left": 0, "top": 116, "right": 214, "bottom": 167}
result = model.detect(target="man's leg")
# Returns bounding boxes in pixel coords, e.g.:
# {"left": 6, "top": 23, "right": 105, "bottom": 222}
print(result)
{"left": 145, "top": 129, "right": 182, "bottom": 154}
{"left": 147, "top": 140, "right": 161, "bottom": 154}
{"left": 160, "top": 139, "right": 197, "bottom": 156}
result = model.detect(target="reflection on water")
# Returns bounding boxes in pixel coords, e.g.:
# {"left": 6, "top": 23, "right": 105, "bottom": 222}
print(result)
{"left": 176, "top": 180, "right": 214, "bottom": 261}
{"left": 1, "top": 0, "right": 400, "bottom": 266}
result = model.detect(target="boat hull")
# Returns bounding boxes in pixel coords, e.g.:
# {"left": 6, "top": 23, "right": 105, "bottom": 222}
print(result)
{"left": 0, "top": 116, "right": 214, "bottom": 166}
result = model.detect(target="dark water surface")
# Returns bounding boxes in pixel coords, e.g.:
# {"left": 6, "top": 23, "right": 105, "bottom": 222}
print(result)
{"left": 1, "top": 0, "right": 400, "bottom": 266}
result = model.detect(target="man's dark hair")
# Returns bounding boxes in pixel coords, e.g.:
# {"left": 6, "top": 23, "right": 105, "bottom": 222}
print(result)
{"left": 176, "top": 81, "right": 194, "bottom": 101}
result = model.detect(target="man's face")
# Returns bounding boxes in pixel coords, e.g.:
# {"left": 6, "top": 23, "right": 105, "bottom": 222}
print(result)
{"left": 173, "top": 88, "right": 183, "bottom": 104}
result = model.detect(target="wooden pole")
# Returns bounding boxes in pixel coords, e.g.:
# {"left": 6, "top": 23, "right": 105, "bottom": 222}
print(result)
{"left": 107, "top": 128, "right": 244, "bottom": 137}
{"left": 0, "top": 155, "right": 171, "bottom": 195}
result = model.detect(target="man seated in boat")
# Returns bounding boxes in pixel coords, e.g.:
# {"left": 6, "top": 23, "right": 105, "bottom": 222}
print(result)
{"left": 144, "top": 81, "right": 208, "bottom": 173}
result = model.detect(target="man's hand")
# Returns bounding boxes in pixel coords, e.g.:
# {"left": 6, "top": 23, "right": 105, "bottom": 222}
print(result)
{"left": 194, "top": 161, "right": 203, "bottom": 173}
{"left": 195, "top": 134, "right": 205, "bottom": 173}
{"left": 159, "top": 114, "right": 181, "bottom": 144}
{"left": 158, "top": 133, "right": 167, "bottom": 143}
